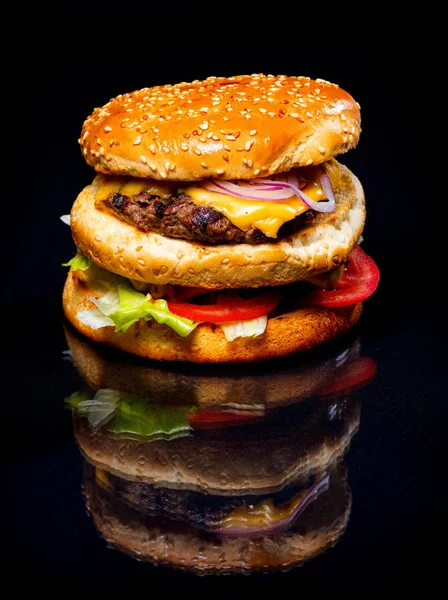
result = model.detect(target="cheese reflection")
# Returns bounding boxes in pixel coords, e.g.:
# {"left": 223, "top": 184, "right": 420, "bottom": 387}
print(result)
{"left": 64, "top": 324, "right": 375, "bottom": 574}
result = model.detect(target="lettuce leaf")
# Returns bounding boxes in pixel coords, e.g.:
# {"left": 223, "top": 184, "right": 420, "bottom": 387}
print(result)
{"left": 219, "top": 315, "right": 268, "bottom": 341}
{"left": 64, "top": 253, "right": 197, "bottom": 336}
{"left": 62, "top": 252, "right": 92, "bottom": 271}
{"left": 65, "top": 390, "right": 91, "bottom": 409}
{"left": 110, "top": 397, "right": 192, "bottom": 441}
{"left": 65, "top": 389, "right": 192, "bottom": 440}
{"left": 65, "top": 389, "right": 119, "bottom": 428}
{"left": 76, "top": 309, "right": 116, "bottom": 330}
{"left": 76, "top": 275, "right": 197, "bottom": 337}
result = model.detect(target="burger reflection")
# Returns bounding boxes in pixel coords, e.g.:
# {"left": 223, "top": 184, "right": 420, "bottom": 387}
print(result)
{"left": 64, "top": 324, "right": 376, "bottom": 574}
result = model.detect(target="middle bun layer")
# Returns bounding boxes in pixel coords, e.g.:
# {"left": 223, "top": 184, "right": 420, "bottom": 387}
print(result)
{"left": 70, "top": 163, "right": 365, "bottom": 288}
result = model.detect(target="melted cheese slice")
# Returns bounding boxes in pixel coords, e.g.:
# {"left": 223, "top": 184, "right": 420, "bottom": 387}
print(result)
{"left": 94, "top": 175, "right": 174, "bottom": 202}
{"left": 95, "top": 467, "right": 110, "bottom": 488}
{"left": 220, "top": 488, "right": 308, "bottom": 528}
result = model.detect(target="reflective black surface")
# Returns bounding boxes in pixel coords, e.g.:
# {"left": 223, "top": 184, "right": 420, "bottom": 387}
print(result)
{"left": 7, "top": 36, "right": 443, "bottom": 590}
{"left": 5, "top": 292, "right": 443, "bottom": 587}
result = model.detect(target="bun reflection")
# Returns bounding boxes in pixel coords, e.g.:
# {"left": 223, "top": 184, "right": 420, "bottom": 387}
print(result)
{"left": 64, "top": 324, "right": 375, "bottom": 574}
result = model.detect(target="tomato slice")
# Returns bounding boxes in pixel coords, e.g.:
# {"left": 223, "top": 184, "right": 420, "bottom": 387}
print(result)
{"left": 188, "top": 409, "right": 265, "bottom": 429}
{"left": 167, "top": 291, "right": 281, "bottom": 322}
{"left": 314, "top": 356, "right": 377, "bottom": 399}
{"left": 301, "top": 245, "right": 380, "bottom": 308}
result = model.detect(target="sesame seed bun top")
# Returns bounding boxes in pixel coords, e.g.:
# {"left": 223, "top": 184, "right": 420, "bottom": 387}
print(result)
{"left": 80, "top": 74, "right": 361, "bottom": 181}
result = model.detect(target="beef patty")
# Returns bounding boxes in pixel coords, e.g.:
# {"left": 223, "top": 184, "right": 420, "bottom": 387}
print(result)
{"left": 102, "top": 190, "right": 314, "bottom": 245}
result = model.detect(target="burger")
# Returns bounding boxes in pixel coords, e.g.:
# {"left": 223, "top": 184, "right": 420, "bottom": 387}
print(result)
{"left": 64, "top": 340, "right": 367, "bottom": 574}
{"left": 62, "top": 73, "right": 379, "bottom": 362}
{"left": 82, "top": 450, "right": 351, "bottom": 575}
{"left": 64, "top": 325, "right": 375, "bottom": 573}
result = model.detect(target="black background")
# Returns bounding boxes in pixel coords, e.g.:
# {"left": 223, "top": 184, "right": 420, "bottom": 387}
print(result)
{"left": 5, "top": 18, "right": 444, "bottom": 593}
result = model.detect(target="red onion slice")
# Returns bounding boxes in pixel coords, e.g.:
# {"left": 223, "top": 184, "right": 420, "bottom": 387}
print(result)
{"left": 200, "top": 168, "right": 336, "bottom": 213}
{"left": 212, "top": 471, "right": 330, "bottom": 539}
{"left": 202, "top": 180, "right": 294, "bottom": 201}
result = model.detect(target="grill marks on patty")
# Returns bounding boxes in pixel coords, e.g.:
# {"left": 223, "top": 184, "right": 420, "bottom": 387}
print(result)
{"left": 104, "top": 189, "right": 314, "bottom": 245}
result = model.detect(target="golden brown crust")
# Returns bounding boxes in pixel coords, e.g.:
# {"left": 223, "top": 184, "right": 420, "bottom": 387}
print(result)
{"left": 80, "top": 74, "right": 360, "bottom": 181}
{"left": 83, "top": 463, "right": 351, "bottom": 574}
{"left": 70, "top": 163, "right": 365, "bottom": 288}
{"left": 64, "top": 323, "right": 359, "bottom": 408}
{"left": 62, "top": 271, "right": 362, "bottom": 363}
{"left": 75, "top": 406, "right": 359, "bottom": 494}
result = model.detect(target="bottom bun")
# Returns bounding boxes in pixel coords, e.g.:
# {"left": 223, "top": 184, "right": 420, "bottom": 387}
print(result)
{"left": 62, "top": 271, "right": 362, "bottom": 363}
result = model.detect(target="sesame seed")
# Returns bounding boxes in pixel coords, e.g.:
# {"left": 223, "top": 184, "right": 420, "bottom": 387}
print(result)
{"left": 149, "top": 163, "right": 157, "bottom": 171}
{"left": 149, "top": 144, "right": 156, "bottom": 154}
{"left": 306, "top": 111, "right": 313, "bottom": 118}
{"left": 224, "top": 144, "right": 231, "bottom": 151}
{"left": 216, "top": 168, "right": 225, "bottom": 175}
{"left": 201, "top": 161, "right": 208, "bottom": 168}
{"left": 318, "top": 146, "right": 325, "bottom": 153}
{"left": 226, "top": 134, "right": 236, "bottom": 141}
{"left": 199, "top": 122, "right": 209, "bottom": 130}
{"left": 306, "top": 158, "right": 313, "bottom": 165}
{"left": 289, "top": 112, "right": 299, "bottom": 118}
{"left": 194, "top": 149, "right": 202, "bottom": 155}
{"left": 212, "top": 135, "right": 220, "bottom": 141}
{"left": 341, "top": 114, "right": 346, "bottom": 121}
{"left": 253, "top": 168, "right": 260, "bottom": 176}
{"left": 268, "top": 112, "right": 275, "bottom": 117}
{"left": 140, "top": 155, "right": 147, "bottom": 163}
{"left": 104, "top": 126, "right": 112, "bottom": 132}
{"left": 249, "top": 129, "right": 258, "bottom": 135}
{"left": 181, "top": 143, "right": 188, "bottom": 151}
